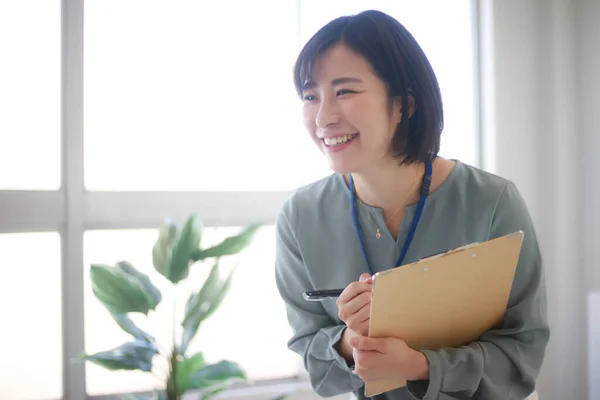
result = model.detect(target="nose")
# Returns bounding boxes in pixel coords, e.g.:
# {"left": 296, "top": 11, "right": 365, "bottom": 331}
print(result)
{"left": 315, "top": 96, "right": 340, "bottom": 129}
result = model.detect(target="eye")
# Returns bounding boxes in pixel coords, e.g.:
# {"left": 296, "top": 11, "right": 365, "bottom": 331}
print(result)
{"left": 336, "top": 89, "right": 356, "bottom": 96}
{"left": 303, "top": 94, "right": 317, "bottom": 102}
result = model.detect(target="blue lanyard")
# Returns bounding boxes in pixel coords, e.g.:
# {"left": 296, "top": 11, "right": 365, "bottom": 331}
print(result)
{"left": 349, "top": 160, "right": 432, "bottom": 276}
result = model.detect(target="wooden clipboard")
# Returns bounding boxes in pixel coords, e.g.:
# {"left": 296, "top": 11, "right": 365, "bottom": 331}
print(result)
{"left": 364, "top": 231, "right": 524, "bottom": 396}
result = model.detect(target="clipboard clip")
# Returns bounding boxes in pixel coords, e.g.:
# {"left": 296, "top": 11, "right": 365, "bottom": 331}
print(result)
{"left": 419, "top": 242, "right": 479, "bottom": 262}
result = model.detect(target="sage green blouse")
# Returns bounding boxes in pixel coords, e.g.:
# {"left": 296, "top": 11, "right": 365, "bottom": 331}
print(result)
{"left": 274, "top": 160, "right": 549, "bottom": 400}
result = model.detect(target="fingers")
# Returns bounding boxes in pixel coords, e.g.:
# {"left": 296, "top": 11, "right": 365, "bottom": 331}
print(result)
{"left": 350, "top": 335, "right": 385, "bottom": 352}
{"left": 345, "top": 301, "right": 371, "bottom": 336}
{"left": 337, "top": 274, "right": 373, "bottom": 308}
{"left": 338, "top": 291, "right": 371, "bottom": 321}
{"left": 354, "top": 301, "right": 371, "bottom": 325}
{"left": 337, "top": 281, "right": 372, "bottom": 306}
{"left": 336, "top": 275, "right": 373, "bottom": 329}
{"left": 338, "top": 290, "right": 371, "bottom": 324}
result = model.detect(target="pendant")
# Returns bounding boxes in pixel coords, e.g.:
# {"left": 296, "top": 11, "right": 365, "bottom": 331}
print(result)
{"left": 375, "top": 229, "right": 381, "bottom": 239}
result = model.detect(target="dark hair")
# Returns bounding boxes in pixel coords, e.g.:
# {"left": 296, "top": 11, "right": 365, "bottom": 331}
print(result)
{"left": 293, "top": 10, "right": 443, "bottom": 165}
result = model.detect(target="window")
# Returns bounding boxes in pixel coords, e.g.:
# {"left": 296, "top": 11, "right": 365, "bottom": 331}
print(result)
{"left": 0, "top": 233, "right": 63, "bottom": 399}
{"left": 0, "top": 1, "right": 477, "bottom": 398}
{"left": 83, "top": 1, "right": 476, "bottom": 193}
{"left": 83, "top": 0, "right": 329, "bottom": 191}
{"left": 0, "top": 0, "right": 61, "bottom": 190}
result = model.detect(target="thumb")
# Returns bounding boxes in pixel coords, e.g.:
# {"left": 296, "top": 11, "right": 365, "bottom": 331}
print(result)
{"left": 349, "top": 335, "right": 383, "bottom": 352}
{"left": 359, "top": 273, "right": 372, "bottom": 284}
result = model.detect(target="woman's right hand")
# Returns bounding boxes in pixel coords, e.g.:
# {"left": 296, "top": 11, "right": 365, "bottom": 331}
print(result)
{"left": 336, "top": 273, "right": 373, "bottom": 336}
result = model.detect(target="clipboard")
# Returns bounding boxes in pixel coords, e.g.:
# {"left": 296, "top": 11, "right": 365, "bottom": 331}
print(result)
{"left": 364, "top": 231, "right": 524, "bottom": 396}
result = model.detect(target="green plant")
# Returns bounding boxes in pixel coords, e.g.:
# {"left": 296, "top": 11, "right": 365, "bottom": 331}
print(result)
{"left": 77, "top": 215, "right": 262, "bottom": 400}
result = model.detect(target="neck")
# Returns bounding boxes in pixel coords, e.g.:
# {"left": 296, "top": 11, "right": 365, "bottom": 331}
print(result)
{"left": 349, "top": 160, "right": 426, "bottom": 212}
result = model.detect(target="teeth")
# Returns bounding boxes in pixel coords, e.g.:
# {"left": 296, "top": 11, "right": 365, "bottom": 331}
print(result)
{"left": 324, "top": 134, "right": 356, "bottom": 146}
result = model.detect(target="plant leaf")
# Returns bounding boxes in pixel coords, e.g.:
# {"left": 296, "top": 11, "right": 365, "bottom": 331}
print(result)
{"left": 197, "top": 265, "right": 236, "bottom": 321}
{"left": 117, "top": 261, "right": 162, "bottom": 310}
{"left": 90, "top": 264, "right": 158, "bottom": 315}
{"left": 180, "top": 263, "right": 222, "bottom": 354}
{"left": 183, "top": 262, "right": 221, "bottom": 320}
{"left": 77, "top": 340, "right": 159, "bottom": 372}
{"left": 191, "top": 224, "right": 261, "bottom": 261}
{"left": 152, "top": 218, "right": 178, "bottom": 279}
{"left": 176, "top": 359, "right": 246, "bottom": 394}
{"left": 201, "top": 385, "right": 227, "bottom": 400}
{"left": 180, "top": 263, "right": 236, "bottom": 354}
{"left": 175, "top": 352, "right": 206, "bottom": 395}
{"left": 187, "top": 360, "right": 246, "bottom": 389}
{"left": 168, "top": 215, "right": 203, "bottom": 284}
{"left": 110, "top": 312, "right": 155, "bottom": 342}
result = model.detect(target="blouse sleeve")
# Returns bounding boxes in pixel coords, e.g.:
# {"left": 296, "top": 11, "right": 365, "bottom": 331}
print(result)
{"left": 274, "top": 197, "right": 364, "bottom": 397}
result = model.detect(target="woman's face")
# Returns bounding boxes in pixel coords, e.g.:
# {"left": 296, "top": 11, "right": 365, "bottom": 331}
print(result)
{"left": 301, "top": 43, "right": 403, "bottom": 175}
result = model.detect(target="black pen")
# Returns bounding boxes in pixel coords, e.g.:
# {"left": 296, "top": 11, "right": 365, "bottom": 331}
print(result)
{"left": 303, "top": 289, "right": 344, "bottom": 301}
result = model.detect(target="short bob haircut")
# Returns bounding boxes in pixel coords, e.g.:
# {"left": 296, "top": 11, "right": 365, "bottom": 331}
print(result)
{"left": 293, "top": 10, "right": 444, "bottom": 165}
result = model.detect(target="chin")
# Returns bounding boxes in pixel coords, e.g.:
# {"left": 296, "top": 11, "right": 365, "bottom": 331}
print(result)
{"left": 327, "top": 159, "right": 358, "bottom": 175}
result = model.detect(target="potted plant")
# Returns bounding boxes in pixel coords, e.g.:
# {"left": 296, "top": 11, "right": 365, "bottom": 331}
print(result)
{"left": 77, "top": 215, "right": 262, "bottom": 400}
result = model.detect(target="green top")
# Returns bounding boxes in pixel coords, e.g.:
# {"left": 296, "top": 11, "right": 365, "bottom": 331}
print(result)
{"left": 274, "top": 160, "right": 549, "bottom": 400}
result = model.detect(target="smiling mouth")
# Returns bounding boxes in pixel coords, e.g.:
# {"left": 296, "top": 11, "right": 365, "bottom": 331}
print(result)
{"left": 323, "top": 134, "right": 358, "bottom": 147}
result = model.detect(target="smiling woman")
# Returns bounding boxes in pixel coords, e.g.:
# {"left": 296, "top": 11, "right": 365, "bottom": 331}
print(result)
{"left": 275, "top": 9, "right": 549, "bottom": 400}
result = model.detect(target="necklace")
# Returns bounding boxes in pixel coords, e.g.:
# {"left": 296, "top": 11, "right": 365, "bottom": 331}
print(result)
{"left": 364, "top": 169, "right": 419, "bottom": 239}
{"left": 350, "top": 160, "right": 432, "bottom": 275}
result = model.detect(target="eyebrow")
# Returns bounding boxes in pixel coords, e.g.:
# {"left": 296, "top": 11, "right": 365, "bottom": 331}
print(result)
{"left": 302, "top": 76, "right": 363, "bottom": 91}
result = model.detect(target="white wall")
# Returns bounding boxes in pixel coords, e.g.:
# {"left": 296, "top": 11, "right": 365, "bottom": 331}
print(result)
{"left": 579, "top": 0, "right": 600, "bottom": 294}
{"left": 482, "top": 1, "right": 600, "bottom": 399}
{"left": 578, "top": 1, "right": 600, "bottom": 399}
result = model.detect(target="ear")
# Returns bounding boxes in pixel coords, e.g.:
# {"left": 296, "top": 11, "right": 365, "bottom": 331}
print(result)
{"left": 392, "top": 94, "right": 417, "bottom": 124}
{"left": 407, "top": 93, "right": 416, "bottom": 118}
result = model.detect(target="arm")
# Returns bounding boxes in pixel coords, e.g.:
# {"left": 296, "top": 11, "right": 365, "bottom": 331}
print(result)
{"left": 406, "top": 181, "right": 550, "bottom": 399}
{"left": 274, "top": 200, "right": 364, "bottom": 397}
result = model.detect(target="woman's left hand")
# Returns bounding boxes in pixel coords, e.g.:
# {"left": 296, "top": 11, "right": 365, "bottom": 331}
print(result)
{"left": 349, "top": 335, "right": 430, "bottom": 382}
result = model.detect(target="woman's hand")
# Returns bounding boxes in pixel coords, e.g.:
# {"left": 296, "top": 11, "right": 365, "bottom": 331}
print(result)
{"left": 349, "top": 335, "right": 429, "bottom": 382}
{"left": 336, "top": 273, "right": 373, "bottom": 336}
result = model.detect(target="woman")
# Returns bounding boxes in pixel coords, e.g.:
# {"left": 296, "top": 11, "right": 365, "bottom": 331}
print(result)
{"left": 274, "top": 9, "right": 548, "bottom": 400}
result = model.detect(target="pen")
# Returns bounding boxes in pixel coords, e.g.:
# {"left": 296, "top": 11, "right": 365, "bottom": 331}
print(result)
{"left": 303, "top": 289, "right": 344, "bottom": 301}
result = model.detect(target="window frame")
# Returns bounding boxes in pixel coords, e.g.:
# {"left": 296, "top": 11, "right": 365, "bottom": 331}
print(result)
{"left": 0, "top": 0, "right": 480, "bottom": 398}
